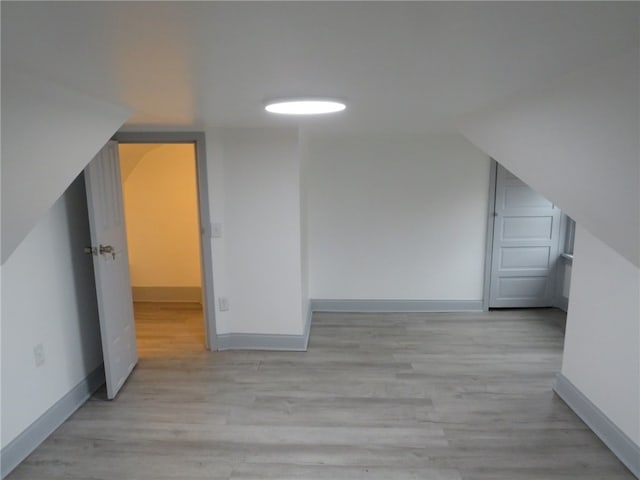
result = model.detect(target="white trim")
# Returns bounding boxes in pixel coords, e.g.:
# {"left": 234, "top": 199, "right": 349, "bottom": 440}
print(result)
{"left": 215, "top": 299, "right": 483, "bottom": 351}
{"left": 483, "top": 158, "right": 498, "bottom": 311}
{"left": 310, "top": 299, "right": 483, "bottom": 313}
{"left": 217, "top": 304, "right": 313, "bottom": 351}
{"left": 1, "top": 365, "right": 105, "bottom": 479}
{"left": 554, "top": 295, "right": 569, "bottom": 312}
{"left": 217, "top": 333, "right": 308, "bottom": 351}
{"left": 554, "top": 373, "right": 640, "bottom": 478}
{"left": 303, "top": 302, "right": 313, "bottom": 350}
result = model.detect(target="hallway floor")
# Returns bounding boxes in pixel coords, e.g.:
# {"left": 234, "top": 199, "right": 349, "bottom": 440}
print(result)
{"left": 7, "top": 308, "right": 634, "bottom": 479}
{"left": 133, "top": 302, "right": 206, "bottom": 358}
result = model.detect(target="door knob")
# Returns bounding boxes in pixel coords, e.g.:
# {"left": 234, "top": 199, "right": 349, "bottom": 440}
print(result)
{"left": 99, "top": 244, "right": 116, "bottom": 259}
{"left": 99, "top": 244, "right": 114, "bottom": 254}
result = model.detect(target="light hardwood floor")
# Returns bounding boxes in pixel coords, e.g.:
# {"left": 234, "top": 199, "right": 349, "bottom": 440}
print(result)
{"left": 8, "top": 306, "right": 634, "bottom": 479}
{"left": 133, "top": 302, "right": 206, "bottom": 358}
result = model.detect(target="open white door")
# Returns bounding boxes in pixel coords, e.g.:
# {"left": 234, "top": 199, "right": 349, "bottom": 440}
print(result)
{"left": 489, "top": 164, "right": 562, "bottom": 308}
{"left": 84, "top": 141, "right": 138, "bottom": 399}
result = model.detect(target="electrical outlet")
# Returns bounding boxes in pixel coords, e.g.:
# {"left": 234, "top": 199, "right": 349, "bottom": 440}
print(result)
{"left": 33, "top": 343, "right": 45, "bottom": 367}
{"left": 218, "top": 297, "right": 230, "bottom": 312}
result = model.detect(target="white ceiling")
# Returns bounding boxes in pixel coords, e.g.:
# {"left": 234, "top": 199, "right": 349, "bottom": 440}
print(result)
{"left": 3, "top": 2, "right": 638, "bottom": 133}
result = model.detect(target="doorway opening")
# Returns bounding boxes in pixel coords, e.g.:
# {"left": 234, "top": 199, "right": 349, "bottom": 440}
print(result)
{"left": 483, "top": 161, "right": 574, "bottom": 317}
{"left": 117, "top": 140, "right": 212, "bottom": 357}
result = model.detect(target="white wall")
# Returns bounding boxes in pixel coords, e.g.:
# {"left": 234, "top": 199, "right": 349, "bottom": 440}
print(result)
{"left": 119, "top": 144, "right": 160, "bottom": 181}
{"left": 120, "top": 144, "right": 202, "bottom": 289}
{"left": 207, "top": 128, "right": 304, "bottom": 335}
{"left": 1, "top": 70, "right": 129, "bottom": 264}
{"left": 299, "top": 132, "right": 311, "bottom": 320}
{"left": 1, "top": 176, "right": 103, "bottom": 448}
{"left": 461, "top": 50, "right": 639, "bottom": 268}
{"left": 562, "top": 225, "right": 639, "bottom": 445}
{"left": 307, "top": 133, "right": 491, "bottom": 300}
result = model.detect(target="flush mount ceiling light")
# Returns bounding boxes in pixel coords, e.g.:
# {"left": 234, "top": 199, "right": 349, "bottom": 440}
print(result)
{"left": 264, "top": 98, "right": 346, "bottom": 115}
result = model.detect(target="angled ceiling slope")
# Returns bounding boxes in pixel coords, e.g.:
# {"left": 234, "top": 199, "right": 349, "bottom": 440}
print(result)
{"left": 1, "top": 70, "right": 130, "bottom": 264}
{"left": 461, "top": 50, "right": 639, "bottom": 268}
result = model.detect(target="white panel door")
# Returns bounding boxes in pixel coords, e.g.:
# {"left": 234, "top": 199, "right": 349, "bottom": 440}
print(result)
{"left": 489, "top": 165, "right": 562, "bottom": 308}
{"left": 84, "top": 141, "right": 137, "bottom": 399}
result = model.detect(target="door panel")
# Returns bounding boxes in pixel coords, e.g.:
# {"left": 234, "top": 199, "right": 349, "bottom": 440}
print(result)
{"left": 502, "top": 216, "right": 553, "bottom": 239}
{"left": 500, "top": 246, "right": 550, "bottom": 270}
{"left": 489, "top": 165, "right": 562, "bottom": 308}
{"left": 497, "top": 276, "right": 548, "bottom": 300}
{"left": 84, "top": 141, "right": 138, "bottom": 399}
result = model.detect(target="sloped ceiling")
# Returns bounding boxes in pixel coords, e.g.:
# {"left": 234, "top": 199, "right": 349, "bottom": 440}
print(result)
{"left": 461, "top": 51, "right": 639, "bottom": 268}
{"left": 1, "top": 71, "right": 130, "bottom": 263}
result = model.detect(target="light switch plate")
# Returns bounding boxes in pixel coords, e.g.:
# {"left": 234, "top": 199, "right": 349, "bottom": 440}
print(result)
{"left": 218, "top": 297, "right": 230, "bottom": 311}
{"left": 33, "top": 343, "right": 45, "bottom": 367}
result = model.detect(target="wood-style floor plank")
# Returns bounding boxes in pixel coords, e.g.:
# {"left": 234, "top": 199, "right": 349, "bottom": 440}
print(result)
{"left": 7, "top": 305, "right": 634, "bottom": 479}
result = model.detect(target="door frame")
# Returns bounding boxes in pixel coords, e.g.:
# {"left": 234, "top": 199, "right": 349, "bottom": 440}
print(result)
{"left": 113, "top": 131, "right": 219, "bottom": 350}
{"left": 482, "top": 159, "right": 498, "bottom": 311}
{"left": 482, "top": 159, "right": 566, "bottom": 310}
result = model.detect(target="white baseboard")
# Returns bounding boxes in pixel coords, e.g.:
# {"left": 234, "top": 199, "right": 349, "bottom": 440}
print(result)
{"left": 310, "top": 298, "right": 483, "bottom": 313}
{"left": 215, "top": 299, "right": 484, "bottom": 351}
{"left": 554, "top": 373, "right": 639, "bottom": 478}
{"left": 215, "top": 299, "right": 483, "bottom": 351}
{"left": 217, "top": 303, "right": 313, "bottom": 351}
{"left": 1, "top": 365, "right": 105, "bottom": 479}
